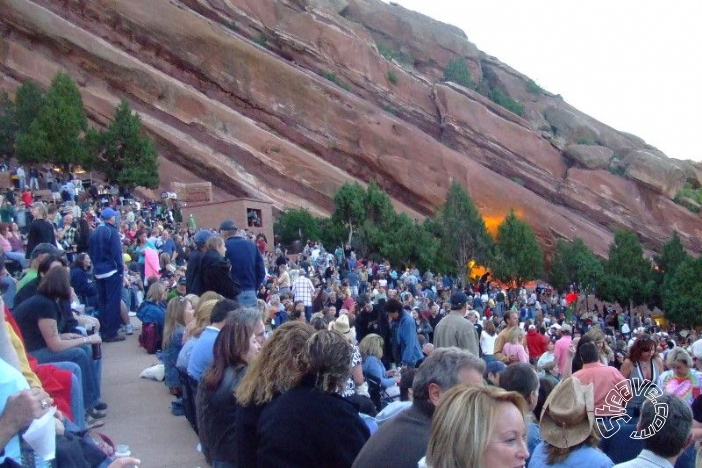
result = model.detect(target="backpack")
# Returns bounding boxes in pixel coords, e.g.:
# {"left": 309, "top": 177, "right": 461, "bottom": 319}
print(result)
{"left": 139, "top": 322, "right": 162, "bottom": 354}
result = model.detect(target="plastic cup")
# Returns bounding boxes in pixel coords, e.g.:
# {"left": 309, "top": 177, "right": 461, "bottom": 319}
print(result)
{"left": 693, "top": 387, "right": 701, "bottom": 399}
{"left": 114, "top": 444, "right": 131, "bottom": 458}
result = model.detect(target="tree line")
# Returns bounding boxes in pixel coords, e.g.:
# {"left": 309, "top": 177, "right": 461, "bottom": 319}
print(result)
{"left": 275, "top": 180, "right": 701, "bottom": 327}
{"left": 0, "top": 72, "right": 159, "bottom": 190}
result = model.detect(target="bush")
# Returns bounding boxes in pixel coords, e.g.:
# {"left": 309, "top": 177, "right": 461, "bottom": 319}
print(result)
{"left": 322, "top": 72, "right": 351, "bottom": 91}
{"left": 488, "top": 88, "right": 524, "bottom": 116}
{"left": 387, "top": 71, "right": 398, "bottom": 85}
{"left": 526, "top": 79, "right": 544, "bottom": 95}
{"left": 575, "top": 137, "right": 597, "bottom": 145}
{"left": 443, "top": 58, "right": 474, "bottom": 89}
{"left": 255, "top": 33, "right": 268, "bottom": 47}
{"left": 510, "top": 176, "right": 524, "bottom": 186}
{"left": 608, "top": 165, "right": 626, "bottom": 177}
{"left": 377, "top": 42, "right": 394, "bottom": 60}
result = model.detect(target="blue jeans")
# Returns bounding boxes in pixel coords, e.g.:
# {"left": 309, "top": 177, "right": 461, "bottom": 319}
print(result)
{"left": 31, "top": 345, "right": 101, "bottom": 411}
{"left": 304, "top": 305, "right": 314, "bottom": 323}
{"left": 96, "top": 273, "right": 123, "bottom": 339}
{"left": 50, "top": 361, "right": 86, "bottom": 430}
{"left": 4, "top": 251, "right": 28, "bottom": 269}
{"left": 1, "top": 276, "right": 16, "bottom": 309}
{"left": 236, "top": 289, "right": 258, "bottom": 308}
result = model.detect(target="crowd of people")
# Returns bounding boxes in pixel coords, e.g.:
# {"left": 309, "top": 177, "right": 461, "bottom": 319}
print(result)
{"left": 2, "top": 163, "right": 702, "bottom": 467}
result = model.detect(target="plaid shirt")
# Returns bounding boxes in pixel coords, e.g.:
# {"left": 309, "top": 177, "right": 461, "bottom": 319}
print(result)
{"left": 292, "top": 275, "right": 315, "bottom": 307}
{"left": 60, "top": 226, "right": 79, "bottom": 252}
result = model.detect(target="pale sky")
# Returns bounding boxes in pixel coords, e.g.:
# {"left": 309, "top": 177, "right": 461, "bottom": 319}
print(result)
{"left": 385, "top": 1, "right": 702, "bottom": 162}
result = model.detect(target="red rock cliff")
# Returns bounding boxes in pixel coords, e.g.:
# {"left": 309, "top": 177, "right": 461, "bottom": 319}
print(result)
{"left": 0, "top": 0, "right": 700, "bottom": 257}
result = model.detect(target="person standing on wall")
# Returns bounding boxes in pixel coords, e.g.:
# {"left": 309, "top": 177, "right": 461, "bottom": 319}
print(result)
{"left": 220, "top": 220, "right": 265, "bottom": 308}
{"left": 89, "top": 208, "right": 125, "bottom": 342}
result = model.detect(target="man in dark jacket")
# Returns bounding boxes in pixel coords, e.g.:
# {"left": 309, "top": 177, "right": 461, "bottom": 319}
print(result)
{"left": 185, "top": 230, "right": 212, "bottom": 296}
{"left": 198, "top": 237, "right": 240, "bottom": 300}
{"left": 220, "top": 220, "right": 265, "bottom": 308}
{"left": 352, "top": 348, "right": 485, "bottom": 468}
{"left": 88, "top": 207, "right": 124, "bottom": 342}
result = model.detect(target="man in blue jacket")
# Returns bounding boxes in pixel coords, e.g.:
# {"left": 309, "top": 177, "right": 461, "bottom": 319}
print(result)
{"left": 89, "top": 207, "right": 125, "bottom": 342}
{"left": 220, "top": 220, "right": 264, "bottom": 308}
{"left": 384, "top": 298, "right": 423, "bottom": 367}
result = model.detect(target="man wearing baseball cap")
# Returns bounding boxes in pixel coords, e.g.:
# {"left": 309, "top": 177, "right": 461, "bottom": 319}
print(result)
{"left": 432, "top": 291, "right": 479, "bottom": 356}
{"left": 220, "top": 219, "right": 265, "bottom": 307}
{"left": 89, "top": 207, "right": 125, "bottom": 342}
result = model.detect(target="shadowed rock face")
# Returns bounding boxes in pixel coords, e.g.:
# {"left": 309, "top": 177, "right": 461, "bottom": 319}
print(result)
{"left": 0, "top": 0, "right": 700, "bottom": 258}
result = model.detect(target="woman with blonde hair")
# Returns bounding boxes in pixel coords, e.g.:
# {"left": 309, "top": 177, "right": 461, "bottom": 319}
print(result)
{"left": 420, "top": 385, "right": 529, "bottom": 468}
{"left": 657, "top": 347, "right": 702, "bottom": 405}
{"left": 235, "top": 321, "right": 315, "bottom": 466}
{"left": 360, "top": 333, "right": 399, "bottom": 397}
{"left": 502, "top": 326, "right": 529, "bottom": 364}
{"left": 135, "top": 281, "right": 167, "bottom": 336}
{"left": 163, "top": 296, "right": 194, "bottom": 396}
{"left": 177, "top": 298, "right": 219, "bottom": 372}
{"left": 585, "top": 327, "right": 613, "bottom": 365}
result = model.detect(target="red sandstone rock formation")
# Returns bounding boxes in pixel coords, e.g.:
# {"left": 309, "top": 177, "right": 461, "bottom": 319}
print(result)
{"left": 0, "top": 0, "right": 700, "bottom": 258}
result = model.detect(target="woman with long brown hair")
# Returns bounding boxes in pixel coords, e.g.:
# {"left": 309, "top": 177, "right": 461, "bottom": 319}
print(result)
{"left": 196, "top": 307, "right": 264, "bottom": 467}
{"left": 620, "top": 333, "right": 663, "bottom": 416}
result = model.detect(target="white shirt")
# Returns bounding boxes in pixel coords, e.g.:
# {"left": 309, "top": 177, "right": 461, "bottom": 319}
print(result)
{"left": 480, "top": 331, "right": 496, "bottom": 355}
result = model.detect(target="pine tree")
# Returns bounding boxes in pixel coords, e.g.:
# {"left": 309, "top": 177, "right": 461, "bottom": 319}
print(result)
{"left": 492, "top": 210, "right": 543, "bottom": 287}
{"left": 436, "top": 181, "right": 493, "bottom": 284}
{"left": 95, "top": 99, "right": 159, "bottom": 190}
{"left": 0, "top": 91, "right": 16, "bottom": 158}
{"left": 15, "top": 73, "right": 89, "bottom": 169}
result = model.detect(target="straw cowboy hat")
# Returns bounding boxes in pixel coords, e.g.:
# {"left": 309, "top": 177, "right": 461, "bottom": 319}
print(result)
{"left": 540, "top": 377, "right": 595, "bottom": 449}
{"left": 329, "top": 314, "right": 356, "bottom": 343}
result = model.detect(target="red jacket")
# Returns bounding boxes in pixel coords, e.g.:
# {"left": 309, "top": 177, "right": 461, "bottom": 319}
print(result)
{"left": 526, "top": 329, "right": 549, "bottom": 360}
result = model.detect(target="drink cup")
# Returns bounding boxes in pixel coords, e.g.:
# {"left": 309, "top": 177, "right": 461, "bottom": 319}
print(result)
{"left": 114, "top": 445, "right": 131, "bottom": 458}
{"left": 693, "top": 386, "right": 701, "bottom": 400}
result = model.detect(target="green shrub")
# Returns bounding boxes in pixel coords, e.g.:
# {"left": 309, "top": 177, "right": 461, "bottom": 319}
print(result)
{"left": 377, "top": 42, "right": 395, "bottom": 60}
{"left": 608, "top": 165, "right": 626, "bottom": 177}
{"left": 510, "top": 176, "right": 524, "bottom": 186}
{"left": 526, "top": 79, "right": 543, "bottom": 95}
{"left": 443, "top": 58, "right": 474, "bottom": 89}
{"left": 575, "top": 137, "right": 596, "bottom": 145}
{"left": 488, "top": 88, "right": 524, "bottom": 116}
{"left": 255, "top": 33, "right": 268, "bottom": 47}
{"left": 322, "top": 71, "right": 351, "bottom": 91}
{"left": 387, "top": 70, "right": 398, "bottom": 85}
{"left": 383, "top": 106, "right": 399, "bottom": 116}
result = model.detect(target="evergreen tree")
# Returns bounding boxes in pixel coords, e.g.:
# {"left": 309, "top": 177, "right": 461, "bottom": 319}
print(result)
{"left": 598, "top": 230, "right": 656, "bottom": 308}
{"left": 331, "top": 182, "right": 367, "bottom": 246}
{"left": 492, "top": 210, "right": 543, "bottom": 287}
{"left": 656, "top": 232, "right": 688, "bottom": 278}
{"left": 15, "top": 73, "right": 89, "bottom": 168}
{"left": 0, "top": 91, "right": 16, "bottom": 158}
{"left": 658, "top": 232, "right": 691, "bottom": 317}
{"left": 13, "top": 80, "right": 44, "bottom": 137}
{"left": 94, "top": 99, "right": 159, "bottom": 189}
{"left": 436, "top": 181, "right": 493, "bottom": 284}
{"left": 273, "top": 208, "right": 321, "bottom": 245}
{"left": 663, "top": 256, "right": 702, "bottom": 327}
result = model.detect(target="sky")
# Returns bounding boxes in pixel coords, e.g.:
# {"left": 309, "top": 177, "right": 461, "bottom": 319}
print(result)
{"left": 384, "top": 1, "right": 702, "bottom": 161}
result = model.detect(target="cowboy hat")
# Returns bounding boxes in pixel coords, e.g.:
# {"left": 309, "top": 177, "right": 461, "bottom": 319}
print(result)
{"left": 540, "top": 377, "right": 595, "bottom": 449}
{"left": 328, "top": 314, "right": 356, "bottom": 343}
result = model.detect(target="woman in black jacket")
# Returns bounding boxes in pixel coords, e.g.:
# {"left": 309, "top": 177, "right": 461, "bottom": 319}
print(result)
{"left": 196, "top": 307, "right": 263, "bottom": 467}
{"left": 25, "top": 202, "right": 56, "bottom": 259}
{"left": 199, "top": 236, "right": 239, "bottom": 299}
{"left": 256, "top": 329, "right": 370, "bottom": 468}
